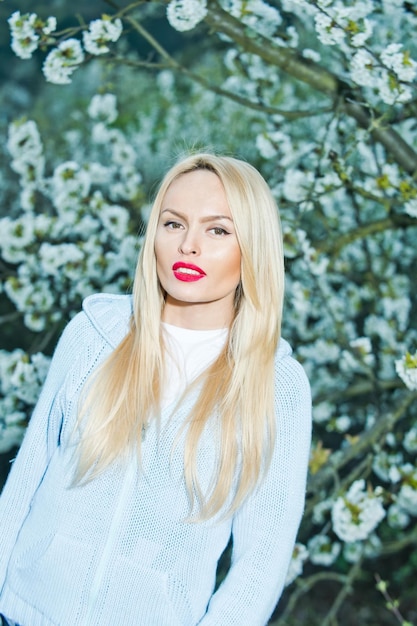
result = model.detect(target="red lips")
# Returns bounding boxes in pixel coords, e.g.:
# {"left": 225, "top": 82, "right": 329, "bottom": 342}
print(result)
{"left": 172, "top": 262, "right": 206, "bottom": 282}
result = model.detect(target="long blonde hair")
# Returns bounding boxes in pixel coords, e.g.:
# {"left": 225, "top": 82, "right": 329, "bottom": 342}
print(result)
{"left": 76, "top": 152, "right": 284, "bottom": 518}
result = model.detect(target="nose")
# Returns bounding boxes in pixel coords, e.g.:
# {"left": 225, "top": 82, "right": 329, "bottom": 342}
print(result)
{"left": 178, "top": 229, "right": 200, "bottom": 255}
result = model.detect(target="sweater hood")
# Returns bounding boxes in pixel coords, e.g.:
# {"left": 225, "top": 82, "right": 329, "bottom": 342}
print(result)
{"left": 82, "top": 293, "right": 133, "bottom": 348}
{"left": 82, "top": 292, "right": 293, "bottom": 359}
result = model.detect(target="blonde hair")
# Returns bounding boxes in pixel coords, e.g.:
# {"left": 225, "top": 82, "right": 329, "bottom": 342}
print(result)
{"left": 76, "top": 153, "right": 284, "bottom": 518}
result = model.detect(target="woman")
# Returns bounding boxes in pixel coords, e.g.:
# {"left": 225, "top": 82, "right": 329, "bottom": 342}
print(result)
{"left": 0, "top": 153, "right": 311, "bottom": 626}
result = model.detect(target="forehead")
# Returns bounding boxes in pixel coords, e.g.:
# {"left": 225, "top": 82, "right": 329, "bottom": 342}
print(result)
{"left": 162, "top": 169, "right": 227, "bottom": 205}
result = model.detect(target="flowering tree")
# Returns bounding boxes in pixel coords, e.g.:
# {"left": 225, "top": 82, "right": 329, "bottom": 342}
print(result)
{"left": 2, "top": 0, "right": 417, "bottom": 623}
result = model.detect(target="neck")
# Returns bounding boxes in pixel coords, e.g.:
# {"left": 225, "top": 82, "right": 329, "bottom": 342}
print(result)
{"left": 161, "top": 299, "right": 233, "bottom": 330}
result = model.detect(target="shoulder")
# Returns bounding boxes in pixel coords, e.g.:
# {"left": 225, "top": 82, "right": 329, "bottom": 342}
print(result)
{"left": 274, "top": 337, "right": 309, "bottom": 382}
{"left": 273, "top": 337, "right": 312, "bottom": 422}
{"left": 81, "top": 292, "right": 133, "bottom": 348}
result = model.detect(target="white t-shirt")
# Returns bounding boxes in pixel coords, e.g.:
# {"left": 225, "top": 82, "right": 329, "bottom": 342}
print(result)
{"left": 161, "top": 322, "right": 228, "bottom": 409}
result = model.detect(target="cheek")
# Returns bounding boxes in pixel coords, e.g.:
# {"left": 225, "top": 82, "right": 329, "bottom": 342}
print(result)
{"left": 154, "top": 236, "right": 166, "bottom": 268}
{"left": 228, "top": 245, "right": 242, "bottom": 284}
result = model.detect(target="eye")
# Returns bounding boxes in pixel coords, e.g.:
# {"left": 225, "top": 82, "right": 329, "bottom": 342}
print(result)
{"left": 164, "top": 220, "right": 183, "bottom": 230}
{"left": 210, "top": 226, "right": 230, "bottom": 236}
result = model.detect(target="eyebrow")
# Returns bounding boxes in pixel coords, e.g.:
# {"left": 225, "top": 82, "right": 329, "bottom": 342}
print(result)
{"left": 160, "top": 208, "right": 233, "bottom": 223}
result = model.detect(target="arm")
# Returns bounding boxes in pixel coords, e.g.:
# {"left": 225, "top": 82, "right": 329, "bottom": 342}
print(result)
{"left": 0, "top": 311, "right": 93, "bottom": 590}
{"left": 198, "top": 356, "right": 312, "bottom": 626}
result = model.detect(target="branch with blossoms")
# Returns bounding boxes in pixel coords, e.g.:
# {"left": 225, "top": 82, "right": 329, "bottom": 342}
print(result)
{"left": 316, "top": 214, "right": 417, "bottom": 258}
{"left": 8, "top": 10, "right": 125, "bottom": 84}
{"left": 202, "top": 1, "right": 417, "bottom": 175}
{"left": 7, "top": 0, "right": 417, "bottom": 174}
{"left": 272, "top": 556, "right": 364, "bottom": 626}
{"left": 308, "top": 390, "right": 417, "bottom": 496}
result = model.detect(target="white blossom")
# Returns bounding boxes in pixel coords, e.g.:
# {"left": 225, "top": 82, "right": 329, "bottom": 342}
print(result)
{"left": 51, "top": 161, "right": 91, "bottom": 201}
{"left": 0, "top": 399, "right": 27, "bottom": 453}
{"left": 350, "top": 18, "right": 373, "bottom": 47}
{"left": 396, "top": 465, "right": 417, "bottom": 515}
{"left": 285, "top": 543, "right": 309, "bottom": 586}
{"left": 91, "top": 122, "right": 113, "bottom": 144}
{"left": 381, "top": 43, "right": 417, "bottom": 82}
{"left": 43, "top": 38, "right": 84, "bottom": 85}
{"left": 39, "top": 242, "right": 85, "bottom": 277}
{"left": 109, "top": 165, "right": 142, "bottom": 201}
{"left": 312, "top": 402, "right": 333, "bottom": 425}
{"left": 372, "top": 451, "right": 403, "bottom": 483}
{"left": 377, "top": 72, "right": 414, "bottom": 105}
{"left": 302, "top": 48, "right": 321, "bottom": 62}
{"left": 7, "top": 118, "right": 42, "bottom": 157}
{"left": 99, "top": 205, "right": 130, "bottom": 240}
{"left": 349, "top": 336, "right": 372, "bottom": 355}
{"left": 8, "top": 11, "right": 55, "bottom": 60}
{"left": 387, "top": 503, "right": 410, "bottom": 529}
{"left": 403, "top": 424, "right": 417, "bottom": 454}
{"left": 313, "top": 498, "right": 333, "bottom": 524}
{"left": 224, "top": 0, "right": 282, "bottom": 38}
{"left": 395, "top": 351, "right": 417, "bottom": 390}
{"left": 7, "top": 119, "right": 44, "bottom": 184}
{"left": 10, "top": 358, "right": 42, "bottom": 404}
{"left": 308, "top": 534, "right": 341, "bottom": 566}
{"left": 88, "top": 93, "right": 118, "bottom": 124}
{"left": 83, "top": 17, "right": 123, "bottom": 55}
{"left": 343, "top": 533, "right": 382, "bottom": 563}
{"left": 350, "top": 50, "right": 378, "bottom": 88}
{"left": 0, "top": 215, "right": 36, "bottom": 255}
{"left": 282, "top": 169, "right": 314, "bottom": 204}
{"left": 332, "top": 479, "right": 386, "bottom": 542}
{"left": 8, "top": 11, "right": 39, "bottom": 59}
{"left": 343, "top": 540, "right": 363, "bottom": 563}
{"left": 256, "top": 134, "right": 279, "bottom": 159}
{"left": 111, "top": 141, "right": 137, "bottom": 167}
{"left": 334, "top": 415, "right": 351, "bottom": 433}
{"left": 404, "top": 198, "right": 417, "bottom": 218}
{"left": 156, "top": 70, "right": 175, "bottom": 97}
{"left": 103, "top": 235, "right": 139, "bottom": 281}
{"left": 167, "top": 0, "right": 207, "bottom": 32}
{"left": 0, "top": 349, "right": 50, "bottom": 405}
{"left": 397, "top": 484, "right": 417, "bottom": 516}
{"left": 314, "top": 13, "right": 345, "bottom": 46}
{"left": 88, "top": 163, "right": 112, "bottom": 187}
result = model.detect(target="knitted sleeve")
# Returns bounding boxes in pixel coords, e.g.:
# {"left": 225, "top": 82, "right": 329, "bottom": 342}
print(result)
{"left": 198, "top": 355, "right": 312, "bottom": 626}
{"left": 0, "top": 312, "right": 95, "bottom": 591}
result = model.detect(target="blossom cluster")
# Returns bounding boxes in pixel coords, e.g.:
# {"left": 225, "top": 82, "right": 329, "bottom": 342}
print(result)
{"left": 331, "top": 480, "right": 386, "bottom": 542}
{"left": 8, "top": 11, "right": 123, "bottom": 85}
{"left": 216, "top": 0, "right": 417, "bottom": 108}
{"left": 8, "top": 11, "right": 57, "bottom": 60}
{"left": 350, "top": 44, "right": 417, "bottom": 105}
{"left": 43, "top": 39, "right": 85, "bottom": 85}
{"left": 250, "top": 69, "right": 417, "bottom": 589}
{"left": 0, "top": 350, "right": 51, "bottom": 453}
{"left": 166, "top": 0, "right": 208, "bottom": 32}
{"left": 312, "top": 1, "right": 417, "bottom": 104}
{"left": 1, "top": 94, "right": 141, "bottom": 335}
{"left": 286, "top": 452, "right": 417, "bottom": 580}
{"left": 223, "top": 0, "right": 282, "bottom": 39}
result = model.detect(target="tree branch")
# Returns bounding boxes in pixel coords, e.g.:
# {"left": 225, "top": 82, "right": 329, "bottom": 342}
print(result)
{"left": 204, "top": 1, "right": 417, "bottom": 175}
{"left": 121, "top": 15, "right": 333, "bottom": 120}
{"left": 307, "top": 391, "right": 417, "bottom": 495}
{"left": 315, "top": 214, "right": 417, "bottom": 256}
{"left": 270, "top": 572, "right": 348, "bottom": 625}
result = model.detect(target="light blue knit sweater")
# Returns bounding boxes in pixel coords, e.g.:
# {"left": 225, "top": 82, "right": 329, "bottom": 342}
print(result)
{"left": 0, "top": 294, "right": 311, "bottom": 626}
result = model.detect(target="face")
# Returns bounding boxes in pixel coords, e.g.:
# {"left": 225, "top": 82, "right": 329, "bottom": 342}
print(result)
{"left": 154, "top": 169, "right": 241, "bottom": 329}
